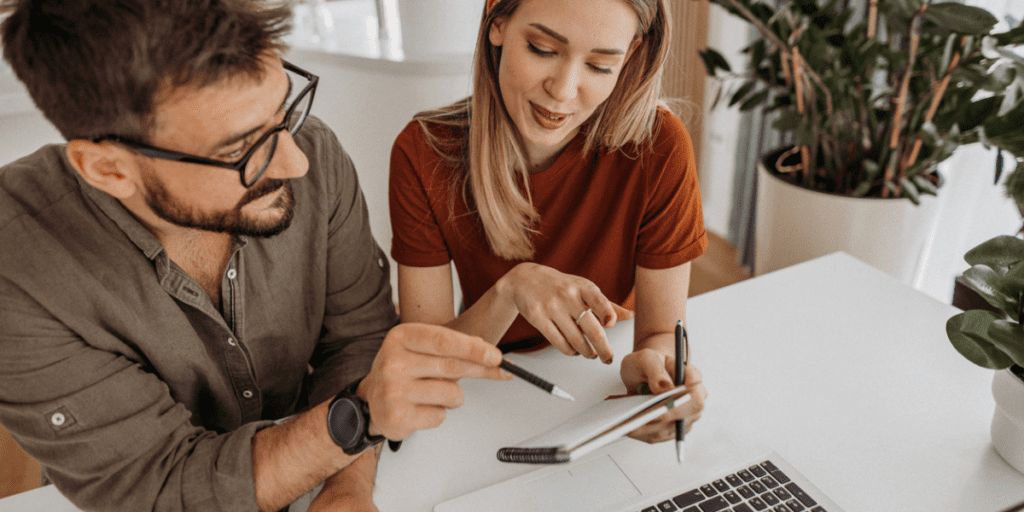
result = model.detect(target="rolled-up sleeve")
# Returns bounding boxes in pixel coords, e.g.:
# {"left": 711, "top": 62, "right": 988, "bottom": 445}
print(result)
{"left": 303, "top": 124, "right": 399, "bottom": 408}
{"left": 0, "top": 276, "right": 273, "bottom": 512}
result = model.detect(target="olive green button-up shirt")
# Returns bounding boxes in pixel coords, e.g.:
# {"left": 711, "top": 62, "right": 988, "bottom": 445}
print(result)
{"left": 0, "top": 116, "right": 398, "bottom": 511}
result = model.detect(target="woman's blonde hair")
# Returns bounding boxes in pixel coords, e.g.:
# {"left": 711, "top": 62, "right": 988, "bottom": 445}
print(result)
{"left": 414, "top": 0, "right": 672, "bottom": 260}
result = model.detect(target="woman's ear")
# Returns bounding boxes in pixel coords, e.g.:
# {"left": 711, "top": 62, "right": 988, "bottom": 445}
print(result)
{"left": 65, "top": 140, "right": 138, "bottom": 200}
{"left": 486, "top": 0, "right": 500, "bottom": 12}
{"left": 489, "top": 12, "right": 506, "bottom": 47}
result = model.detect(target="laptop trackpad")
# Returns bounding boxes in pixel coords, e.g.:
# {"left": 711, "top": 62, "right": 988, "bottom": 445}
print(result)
{"left": 524, "top": 455, "right": 641, "bottom": 512}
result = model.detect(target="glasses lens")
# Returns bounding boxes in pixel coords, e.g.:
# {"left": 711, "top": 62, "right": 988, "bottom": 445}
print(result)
{"left": 285, "top": 84, "right": 313, "bottom": 136}
{"left": 243, "top": 132, "right": 279, "bottom": 186}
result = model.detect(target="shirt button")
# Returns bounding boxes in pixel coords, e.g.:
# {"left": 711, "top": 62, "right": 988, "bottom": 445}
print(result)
{"left": 377, "top": 257, "right": 384, "bottom": 268}
{"left": 227, "top": 269, "right": 237, "bottom": 279}
{"left": 51, "top": 412, "right": 66, "bottom": 426}
{"left": 228, "top": 338, "right": 236, "bottom": 346}
{"left": 242, "top": 390, "right": 254, "bottom": 399}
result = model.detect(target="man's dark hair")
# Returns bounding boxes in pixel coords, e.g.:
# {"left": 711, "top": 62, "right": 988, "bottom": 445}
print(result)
{"left": 0, "top": 0, "right": 292, "bottom": 141}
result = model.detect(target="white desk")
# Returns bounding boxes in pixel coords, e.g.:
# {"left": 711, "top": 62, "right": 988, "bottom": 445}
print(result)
{"left": 4, "top": 253, "right": 1023, "bottom": 511}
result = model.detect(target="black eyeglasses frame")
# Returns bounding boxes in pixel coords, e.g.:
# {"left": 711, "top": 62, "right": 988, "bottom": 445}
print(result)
{"left": 92, "top": 60, "right": 318, "bottom": 187}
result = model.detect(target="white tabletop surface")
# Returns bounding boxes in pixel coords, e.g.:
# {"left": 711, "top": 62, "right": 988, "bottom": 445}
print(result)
{"left": 4, "top": 252, "right": 1023, "bottom": 511}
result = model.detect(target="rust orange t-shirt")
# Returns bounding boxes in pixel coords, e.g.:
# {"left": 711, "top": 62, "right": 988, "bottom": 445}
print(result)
{"left": 389, "top": 109, "right": 707, "bottom": 344}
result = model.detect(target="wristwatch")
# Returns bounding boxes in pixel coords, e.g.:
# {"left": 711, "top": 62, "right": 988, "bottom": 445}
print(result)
{"left": 327, "top": 377, "right": 385, "bottom": 455}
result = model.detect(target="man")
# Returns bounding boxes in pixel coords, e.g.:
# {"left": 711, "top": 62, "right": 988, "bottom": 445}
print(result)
{"left": 0, "top": 1, "right": 510, "bottom": 511}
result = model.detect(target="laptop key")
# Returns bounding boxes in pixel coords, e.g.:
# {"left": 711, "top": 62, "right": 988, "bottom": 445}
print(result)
{"left": 749, "top": 465, "right": 767, "bottom": 478}
{"left": 733, "top": 504, "right": 754, "bottom": 512}
{"left": 810, "top": 508, "right": 826, "bottom": 512}
{"left": 773, "top": 504, "right": 792, "bottom": 512}
{"left": 713, "top": 479, "right": 730, "bottom": 492}
{"left": 697, "top": 496, "right": 730, "bottom": 512}
{"left": 641, "top": 507, "right": 658, "bottom": 512}
{"left": 784, "top": 483, "right": 818, "bottom": 507}
{"left": 773, "top": 487, "right": 793, "bottom": 501}
{"left": 700, "top": 484, "right": 718, "bottom": 497}
{"left": 763, "top": 492, "right": 780, "bottom": 506}
{"left": 770, "top": 470, "right": 792, "bottom": 484}
{"left": 761, "top": 476, "right": 779, "bottom": 488}
{"left": 682, "top": 507, "right": 700, "bottom": 512}
{"left": 749, "top": 497, "right": 768, "bottom": 510}
{"left": 749, "top": 481, "right": 767, "bottom": 494}
{"left": 786, "top": 499, "right": 806, "bottom": 511}
{"left": 723, "top": 491, "right": 741, "bottom": 504}
{"left": 657, "top": 500, "right": 678, "bottom": 511}
{"left": 737, "top": 485, "right": 755, "bottom": 499}
{"left": 726, "top": 474, "right": 744, "bottom": 487}
{"left": 737, "top": 469, "right": 755, "bottom": 482}
{"left": 760, "top": 461, "right": 779, "bottom": 472}
{"left": 673, "top": 489, "right": 706, "bottom": 507}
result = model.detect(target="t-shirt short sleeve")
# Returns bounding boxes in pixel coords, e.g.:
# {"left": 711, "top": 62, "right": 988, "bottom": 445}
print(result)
{"left": 634, "top": 111, "right": 707, "bottom": 269}
{"left": 389, "top": 121, "right": 454, "bottom": 268}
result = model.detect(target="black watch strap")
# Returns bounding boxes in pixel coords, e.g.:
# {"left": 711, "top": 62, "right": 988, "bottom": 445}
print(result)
{"left": 327, "top": 377, "right": 385, "bottom": 455}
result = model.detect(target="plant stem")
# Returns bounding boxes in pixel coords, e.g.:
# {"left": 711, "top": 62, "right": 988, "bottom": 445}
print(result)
{"left": 884, "top": 6, "right": 926, "bottom": 197}
{"left": 867, "top": 0, "right": 879, "bottom": 39}
{"left": 906, "top": 44, "right": 964, "bottom": 169}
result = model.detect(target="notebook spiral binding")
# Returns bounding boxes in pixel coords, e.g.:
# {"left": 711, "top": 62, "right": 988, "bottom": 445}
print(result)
{"left": 496, "top": 447, "right": 566, "bottom": 464}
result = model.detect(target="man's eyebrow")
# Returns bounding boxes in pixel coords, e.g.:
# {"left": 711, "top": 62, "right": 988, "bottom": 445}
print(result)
{"left": 528, "top": 23, "right": 627, "bottom": 56}
{"left": 211, "top": 74, "right": 294, "bottom": 151}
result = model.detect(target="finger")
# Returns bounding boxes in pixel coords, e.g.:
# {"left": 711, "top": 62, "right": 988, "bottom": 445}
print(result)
{"left": 556, "top": 313, "right": 596, "bottom": 359}
{"left": 611, "top": 303, "right": 635, "bottom": 323}
{"left": 579, "top": 284, "right": 617, "bottom": 328}
{"left": 682, "top": 364, "right": 704, "bottom": 385}
{"left": 639, "top": 351, "right": 674, "bottom": 393}
{"left": 398, "top": 323, "right": 503, "bottom": 367}
{"left": 534, "top": 319, "right": 578, "bottom": 356}
{"left": 404, "top": 378, "right": 467, "bottom": 409}
{"left": 578, "top": 311, "right": 614, "bottom": 364}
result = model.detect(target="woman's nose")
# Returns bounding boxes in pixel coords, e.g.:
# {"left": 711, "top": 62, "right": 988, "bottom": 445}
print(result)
{"left": 544, "top": 62, "right": 580, "bottom": 103}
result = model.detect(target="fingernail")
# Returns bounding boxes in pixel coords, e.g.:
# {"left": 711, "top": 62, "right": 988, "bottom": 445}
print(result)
{"left": 603, "top": 356, "right": 613, "bottom": 365}
{"left": 660, "top": 379, "right": 672, "bottom": 389}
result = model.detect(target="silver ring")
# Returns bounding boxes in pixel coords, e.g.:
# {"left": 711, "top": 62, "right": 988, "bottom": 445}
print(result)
{"left": 575, "top": 308, "right": 593, "bottom": 326}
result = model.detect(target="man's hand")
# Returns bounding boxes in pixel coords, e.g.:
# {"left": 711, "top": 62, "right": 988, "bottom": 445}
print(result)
{"left": 306, "top": 449, "right": 379, "bottom": 512}
{"left": 357, "top": 323, "right": 511, "bottom": 441}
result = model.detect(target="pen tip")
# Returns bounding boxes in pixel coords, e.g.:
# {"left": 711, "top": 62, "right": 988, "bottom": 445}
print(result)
{"left": 553, "top": 387, "right": 575, "bottom": 401}
{"left": 676, "top": 443, "right": 684, "bottom": 464}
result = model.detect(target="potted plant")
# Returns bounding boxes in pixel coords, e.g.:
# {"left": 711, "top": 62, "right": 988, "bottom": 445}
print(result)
{"left": 700, "top": 0, "right": 1024, "bottom": 280}
{"left": 946, "top": 167, "right": 1024, "bottom": 474}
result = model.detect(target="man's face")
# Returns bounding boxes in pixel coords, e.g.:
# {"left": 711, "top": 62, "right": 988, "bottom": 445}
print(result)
{"left": 134, "top": 57, "right": 309, "bottom": 237}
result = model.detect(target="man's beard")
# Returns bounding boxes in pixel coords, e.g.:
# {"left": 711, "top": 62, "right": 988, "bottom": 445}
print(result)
{"left": 141, "top": 172, "right": 296, "bottom": 238}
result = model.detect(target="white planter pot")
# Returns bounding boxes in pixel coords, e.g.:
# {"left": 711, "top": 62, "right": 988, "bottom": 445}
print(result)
{"left": 755, "top": 160, "right": 939, "bottom": 284}
{"left": 992, "top": 368, "right": 1024, "bottom": 474}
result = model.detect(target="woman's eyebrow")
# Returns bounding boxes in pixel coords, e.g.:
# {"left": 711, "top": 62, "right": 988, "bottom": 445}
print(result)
{"left": 528, "top": 22, "right": 626, "bottom": 55}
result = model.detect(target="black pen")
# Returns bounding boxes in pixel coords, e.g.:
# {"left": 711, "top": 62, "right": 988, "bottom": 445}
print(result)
{"left": 675, "top": 320, "right": 687, "bottom": 464}
{"left": 500, "top": 359, "right": 574, "bottom": 401}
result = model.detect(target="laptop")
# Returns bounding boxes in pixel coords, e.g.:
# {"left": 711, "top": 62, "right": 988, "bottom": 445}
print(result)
{"left": 435, "top": 448, "right": 845, "bottom": 512}
{"left": 434, "top": 408, "right": 846, "bottom": 512}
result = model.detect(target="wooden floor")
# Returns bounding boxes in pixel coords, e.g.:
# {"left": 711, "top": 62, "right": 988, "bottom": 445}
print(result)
{"left": 0, "top": 232, "right": 749, "bottom": 500}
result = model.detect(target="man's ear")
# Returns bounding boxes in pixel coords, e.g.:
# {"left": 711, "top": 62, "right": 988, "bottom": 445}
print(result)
{"left": 65, "top": 140, "right": 138, "bottom": 200}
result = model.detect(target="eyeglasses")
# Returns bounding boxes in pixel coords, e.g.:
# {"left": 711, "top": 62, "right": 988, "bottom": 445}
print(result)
{"left": 94, "top": 60, "right": 318, "bottom": 187}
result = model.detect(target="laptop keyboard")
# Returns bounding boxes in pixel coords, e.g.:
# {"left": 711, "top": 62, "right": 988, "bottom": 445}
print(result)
{"left": 636, "top": 460, "right": 827, "bottom": 512}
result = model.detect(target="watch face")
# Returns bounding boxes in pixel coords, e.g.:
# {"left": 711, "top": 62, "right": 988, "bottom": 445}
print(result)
{"left": 328, "top": 398, "right": 363, "bottom": 450}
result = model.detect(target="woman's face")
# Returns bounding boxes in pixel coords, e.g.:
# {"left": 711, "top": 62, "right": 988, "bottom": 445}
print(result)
{"left": 489, "top": 0, "right": 639, "bottom": 169}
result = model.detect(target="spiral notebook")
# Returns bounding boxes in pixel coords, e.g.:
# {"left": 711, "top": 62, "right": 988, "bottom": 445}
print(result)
{"left": 498, "top": 385, "right": 690, "bottom": 464}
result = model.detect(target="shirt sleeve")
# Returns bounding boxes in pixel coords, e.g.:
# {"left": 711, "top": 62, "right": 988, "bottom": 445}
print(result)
{"left": 388, "top": 121, "right": 455, "bottom": 268}
{"left": 301, "top": 121, "right": 400, "bottom": 407}
{"left": 0, "top": 276, "right": 273, "bottom": 512}
{"left": 635, "top": 111, "right": 708, "bottom": 269}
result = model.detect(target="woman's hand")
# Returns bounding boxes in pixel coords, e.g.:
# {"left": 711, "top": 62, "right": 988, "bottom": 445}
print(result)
{"left": 619, "top": 348, "right": 707, "bottom": 444}
{"left": 500, "top": 262, "right": 634, "bottom": 363}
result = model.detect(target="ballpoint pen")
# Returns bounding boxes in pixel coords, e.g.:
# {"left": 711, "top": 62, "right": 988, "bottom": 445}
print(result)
{"left": 675, "top": 320, "right": 687, "bottom": 464}
{"left": 500, "top": 358, "right": 575, "bottom": 401}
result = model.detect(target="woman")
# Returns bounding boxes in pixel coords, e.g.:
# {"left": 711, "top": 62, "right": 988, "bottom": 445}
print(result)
{"left": 389, "top": 0, "right": 706, "bottom": 443}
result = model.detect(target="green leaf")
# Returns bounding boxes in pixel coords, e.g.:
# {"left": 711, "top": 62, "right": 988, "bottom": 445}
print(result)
{"left": 988, "top": 320, "right": 1024, "bottom": 367}
{"left": 993, "top": 22, "right": 1024, "bottom": 46}
{"left": 913, "top": 175, "right": 939, "bottom": 195}
{"left": 1003, "top": 160, "right": 1024, "bottom": 212}
{"left": 863, "top": 160, "right": 880, "bottom": 180}
{"left": 699, "top": 48, "right": 731, "bottom": 76}
{"left": 772, "top": 110, "right": 805, "bottom": 132}
{"left": 940, "top": 33, "right": 956, "bottom": 74}
{"left": 739, "top": 89, "right": 771, "bottom": 111}
{"left": 729, "top": 82, "right": 756, "bottom": 107}
{"left": 996, "top": 149, "right": 1005, "bottom": 185}
{"left": 901, "top": 178, "right": 921, "bottom": 205}
{"left": 947, "top": 310, "right": 1015, "bottom": 369}
{"left": 923, "top": 3, "right": 999, "bottom": 35}
{"left": 963, "top": 264, "right": 1019, "bottom": 314}
{"left": 964, "top": 235, "right": 1024, "bottom": 268}
{"left": 853, "top": 180, "right": 873, "bottom": 197}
